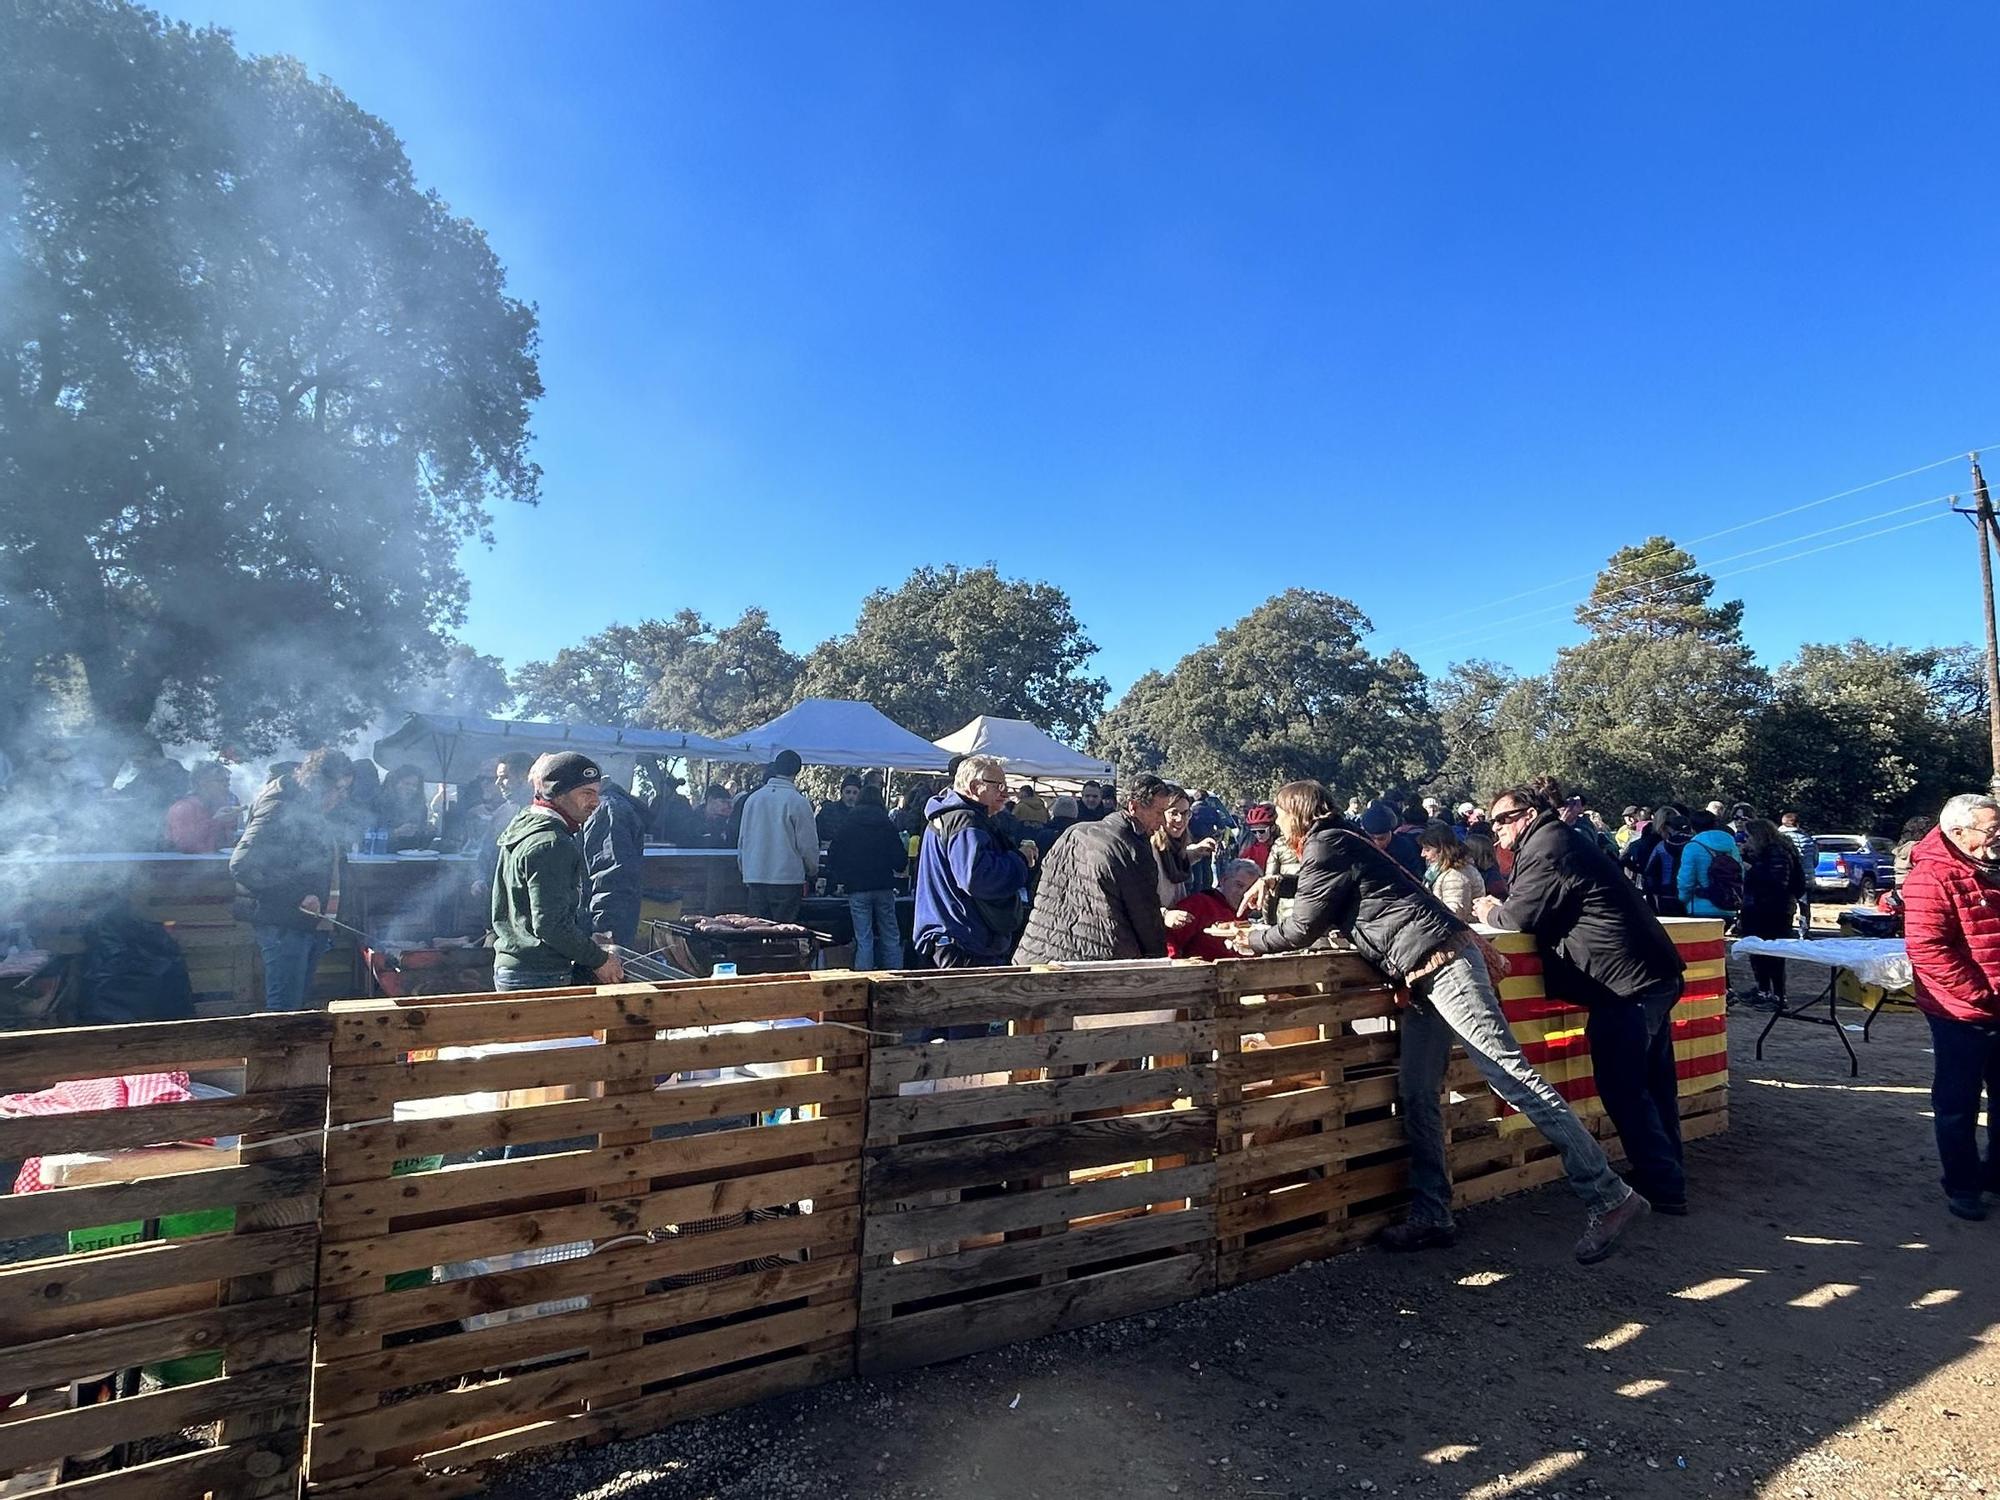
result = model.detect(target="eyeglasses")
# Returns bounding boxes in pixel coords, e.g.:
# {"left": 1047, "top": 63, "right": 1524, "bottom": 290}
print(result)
{"left": 1492, "top": 806, "right": 1535, "bottom": 827}
{"left": 974, "top": 777, "right": 1008, "bottom": 790}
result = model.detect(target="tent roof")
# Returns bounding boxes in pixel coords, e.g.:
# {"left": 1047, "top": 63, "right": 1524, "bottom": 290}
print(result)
{"left": 730, "top": 698, "right": 951, "bottom": 771}
{"left": 372, "top": 712, "right": 758, "bottom": 784}
{"left": 932, "top": 715, "right": 1114, "bottom": 780}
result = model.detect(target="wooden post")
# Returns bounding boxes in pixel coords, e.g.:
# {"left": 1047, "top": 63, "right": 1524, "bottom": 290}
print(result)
{"left": 1972, "top": 457, "right": 2000, "bottom": 798}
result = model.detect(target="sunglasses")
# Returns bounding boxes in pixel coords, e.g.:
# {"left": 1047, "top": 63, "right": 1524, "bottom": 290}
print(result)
{"left": 1492, "top": 806, "right": 1536, "bottom": 827}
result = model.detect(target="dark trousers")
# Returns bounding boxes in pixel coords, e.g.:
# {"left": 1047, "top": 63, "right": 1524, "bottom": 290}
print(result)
{"left": 745, "top": 883, "right": 803, "bottom": 923}
{"left": 1925, "top": 1010, "right": 2000, "bottom": 1198}
{"left": 1748, "top": 954, "right": 1788, "bottom": 998}
{"left": 1587, "top": 981, "right": 1686, "bottom": 1204}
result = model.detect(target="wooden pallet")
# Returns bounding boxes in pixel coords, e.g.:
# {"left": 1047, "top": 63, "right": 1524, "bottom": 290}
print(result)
{"left": 0, "top": 1011, "right": 329, "bottom": 1498}
{"left": 310, "top": 974, "right": 870, "bottom": 1497}
{"left": 857, "top": 964, "right": 1219, "bottom": 1376}
{"left": 1214, "top": 953, "right": 1486, "bottom": 1286}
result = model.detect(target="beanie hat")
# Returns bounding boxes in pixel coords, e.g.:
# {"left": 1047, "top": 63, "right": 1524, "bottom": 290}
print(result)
{"left": 1359, "top": 800, "right": 1399, "bottom": 838}
{"left": 534, "top": 751, "right": 602, "bottom": 798}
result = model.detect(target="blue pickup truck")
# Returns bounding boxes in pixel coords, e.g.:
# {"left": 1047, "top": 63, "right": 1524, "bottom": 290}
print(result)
{"left": 1810, "top": 834, "right": 1897, "bottom": 900}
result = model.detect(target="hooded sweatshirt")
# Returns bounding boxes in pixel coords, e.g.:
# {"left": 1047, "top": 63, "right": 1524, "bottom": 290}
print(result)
{"left": 913, "top": 790, "right": 1031, "bottom": 960}
{"left": 491, "top": 803, "right": 604, "bottom": 976}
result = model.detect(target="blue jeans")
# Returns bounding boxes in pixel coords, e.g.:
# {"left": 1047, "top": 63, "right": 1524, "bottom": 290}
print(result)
{"left": 493, "top": 963, "right": 581, "bottom": 992}
{"left": 255, "top": 925, "right": 330, "bottom": 1013}
{"left": 1926, "top": 1010, "right": 2000, "bottom": 1198}
{"left": 848, "top": 889, "right": 903, "bottom": 970}
{"left": 1585, "top": 981, "right": 1687, "bottom": 1204}
{"left": 1399, "top": 951, "right": 1628, "bottom": 1226}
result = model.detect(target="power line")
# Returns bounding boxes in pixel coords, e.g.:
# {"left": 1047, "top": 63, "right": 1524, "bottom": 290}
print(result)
{"left": 1414, "top": 443, "right": 1992, "bottom": 631}
{"left": 1400, "top": 507, "right": 1954, "bottom": 658}
{"left": 1404, "top": 490, "right": 1956, "bottom": 655}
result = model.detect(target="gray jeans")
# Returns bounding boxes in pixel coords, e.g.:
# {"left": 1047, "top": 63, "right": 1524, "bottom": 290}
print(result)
{"left": 1398, "top": 950, "right": 1628, "bottom": 1226}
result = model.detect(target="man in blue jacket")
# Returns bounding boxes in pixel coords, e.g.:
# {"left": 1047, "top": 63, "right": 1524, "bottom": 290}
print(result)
{"left": 913, "top": 754, "right": 1033, "bottom": 968}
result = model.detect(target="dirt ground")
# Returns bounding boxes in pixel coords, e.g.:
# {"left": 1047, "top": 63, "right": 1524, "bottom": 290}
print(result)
{"left": 482, "top": 951, "right": 1999, "bottom": 1500}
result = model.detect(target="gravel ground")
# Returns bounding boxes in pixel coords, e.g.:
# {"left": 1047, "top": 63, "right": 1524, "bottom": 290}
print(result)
{"left": 477, "top": 962, "right": 2000, "bottom": 1500}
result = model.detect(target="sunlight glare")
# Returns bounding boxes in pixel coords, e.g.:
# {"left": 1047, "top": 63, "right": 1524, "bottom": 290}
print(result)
{"left": 1673, "top": 1277, "right": 1750, "bottom": 1302}
{"left": 1910, "top": 1289, "right": 1961, "bottom": 1309}
{"left": 1788, "top": 1282, "right": 1861, "bottom": 1309}
{"left": 1584, "top": 1321, "right": 1646, "bottom": 1351}
{"left": 1422, "top": 1443, "right": 1480, "bottom": 1464}
{"left": 1464, "top": 1452, "right": 1586, "bottom": 1500}
{"left": 1616, "top": 1378, "right": 1670, "bottom": 1398}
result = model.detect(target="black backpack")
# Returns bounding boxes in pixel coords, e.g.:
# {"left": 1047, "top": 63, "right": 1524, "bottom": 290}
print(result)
{"left": 1702, "top": 848, "right": 1744, "bottom": 912}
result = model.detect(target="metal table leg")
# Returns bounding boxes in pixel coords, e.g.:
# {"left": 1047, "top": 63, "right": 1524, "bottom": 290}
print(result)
{"left": 1754, "top": 965, "right": 1859, "bottom": 1078}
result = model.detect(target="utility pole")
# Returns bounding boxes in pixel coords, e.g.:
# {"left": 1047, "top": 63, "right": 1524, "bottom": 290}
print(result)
{"left": 1964, "top": 453, "right": 2000, "bottom": 797}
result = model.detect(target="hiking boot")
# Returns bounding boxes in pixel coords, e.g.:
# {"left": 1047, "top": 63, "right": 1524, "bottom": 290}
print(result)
{"left": 1947, "top": 1194, "right": 1988, "bottom": 1222}
{"left": 1378, "top": 1219, "right": 1457, "bottom": 1253}
{"left": 1576, "top": 1190, "right": 1651, "bottom": 1264}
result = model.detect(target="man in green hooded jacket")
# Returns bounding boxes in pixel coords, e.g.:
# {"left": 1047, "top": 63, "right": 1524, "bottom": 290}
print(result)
{"left": 491, "top": 751, "right": 626, "bottom": 990}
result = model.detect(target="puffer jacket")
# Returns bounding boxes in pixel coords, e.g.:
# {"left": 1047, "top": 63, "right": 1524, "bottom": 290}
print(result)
{"left": 1901, "top": 826, "right": 2000, "bottom": 1023}
{"left": 1244, "top": 816, "right": 1462, "bottom": 980}
{"left": 581, "top": 782, "right": 649, "bottom": 946}
{"left": 1491, "top": 811, "right": 1685, "bottom": 1007}
{"left": 1014, "top": 812, "right": 1168, "bottom": 964}
{"left": 229, "top": 775, "right": 343, "bottom": 930}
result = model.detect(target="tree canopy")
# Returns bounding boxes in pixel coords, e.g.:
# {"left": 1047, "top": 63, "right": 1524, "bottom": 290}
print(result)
{"left": 510, "top": 610, "right": 802, "bottom": 734}
{"left": 797, "top": 565, "right": 1106, "bottom": 742}
{"left": 0, "top": 0, "right": 541, "bottom": 758}
{"left": 1093, "top": 590, "right": 1439, "bottom": 802}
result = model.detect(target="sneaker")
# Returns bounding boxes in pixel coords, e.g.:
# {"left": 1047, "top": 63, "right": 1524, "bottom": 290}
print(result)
{"left": 1378, "top": 1219, "right": 1457, "bottom": 1253}
{"left": 1648, "top": 1196, "right": 1689, "bottom": 1217}
{"left": 1948, "top": 1194, "right": 1988, "bottom": 1222}
{"left": 1576, "top": 1190, "right": 1651, "bottom": 1263}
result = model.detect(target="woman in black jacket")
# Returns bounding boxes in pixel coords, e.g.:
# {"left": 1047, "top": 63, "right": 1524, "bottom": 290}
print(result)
{"left": 1739, "top": 818, "right": 1806, "bottom": 1004}
{"left": 1233, "top": 780, "right": 1646, "bottom": 1264}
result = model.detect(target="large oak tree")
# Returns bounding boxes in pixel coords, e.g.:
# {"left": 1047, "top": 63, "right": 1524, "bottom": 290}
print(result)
{"left": 0, "top": 0, "right": 541, "bottom": 758}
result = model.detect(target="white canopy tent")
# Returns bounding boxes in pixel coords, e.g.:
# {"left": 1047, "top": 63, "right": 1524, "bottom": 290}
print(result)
{"left": 371, "top": 711, "right": 758, "bottom": 786}
{"left": 730, "top": 698, "right": 951, "bottom": 772}
{"left": 932, "top": 715, "right": 1113, "bottom": 781}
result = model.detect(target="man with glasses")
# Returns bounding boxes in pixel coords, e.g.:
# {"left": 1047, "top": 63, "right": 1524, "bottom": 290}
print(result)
{"left": 1901, "top": 793, "right": 2000, "bottom": 1220}
{"left": 1077, "top": 780, "right": 1108, "bottom": 822}
{"left": 913, "top": 754, "right": 1033, "bottom": 968}
{"left": 1475, "top": 785, "right": 1691, "bottom": 1214}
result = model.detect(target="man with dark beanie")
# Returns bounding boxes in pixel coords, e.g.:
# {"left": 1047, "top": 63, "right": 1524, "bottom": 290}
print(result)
{"left": 491, "top": 751, "right": 626, "bottom": 991}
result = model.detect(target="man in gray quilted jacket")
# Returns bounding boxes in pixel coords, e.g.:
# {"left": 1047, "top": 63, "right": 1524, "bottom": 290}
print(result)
{"left": 1014, "top": 775, "right": 1173, "bottom": 964}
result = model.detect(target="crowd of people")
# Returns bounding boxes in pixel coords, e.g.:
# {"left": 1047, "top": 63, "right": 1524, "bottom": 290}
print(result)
{"left": 28, "top": 732, "right": 1993, "bottom": 1239}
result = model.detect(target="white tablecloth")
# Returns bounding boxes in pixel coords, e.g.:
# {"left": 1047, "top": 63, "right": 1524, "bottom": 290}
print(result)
{"left": 1729, "top": 936, "right": 1911, "bottom": 991}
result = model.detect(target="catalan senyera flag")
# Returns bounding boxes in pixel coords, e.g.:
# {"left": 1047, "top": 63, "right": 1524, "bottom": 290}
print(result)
{"left": 1486, "top": 916, "right": 1728, "bottom": 1132}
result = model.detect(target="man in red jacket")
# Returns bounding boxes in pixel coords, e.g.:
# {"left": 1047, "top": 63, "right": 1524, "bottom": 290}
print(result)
{"left": 1900, "top": 792, "right": 2000, "bottom": 1220}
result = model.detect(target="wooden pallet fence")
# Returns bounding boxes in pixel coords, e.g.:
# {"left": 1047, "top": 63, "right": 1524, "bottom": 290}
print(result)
{"left": 857, "top": 963, "right": 1219, "bottom": 1376}
{"left": 1451, "top": 918, "right": 1731, "bottom": 1198}
{"left": 0, "top": 1011, "right": 330, "bottom": 1498}
{"left": 311, "top": 974, "right": 871, "bottom": 1497}
{"left": 1212, "top": 952, "right": 1491, "bottom": 1287}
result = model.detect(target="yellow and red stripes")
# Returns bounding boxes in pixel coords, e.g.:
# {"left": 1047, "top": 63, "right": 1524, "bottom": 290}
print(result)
{"left": 1485, "top": 919, "right": 1728, "bottom": 1130}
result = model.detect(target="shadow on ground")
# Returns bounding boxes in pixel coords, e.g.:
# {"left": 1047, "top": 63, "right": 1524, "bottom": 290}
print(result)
{"left": 480, "top": 1006, "right": 1999, "bottom": 1500}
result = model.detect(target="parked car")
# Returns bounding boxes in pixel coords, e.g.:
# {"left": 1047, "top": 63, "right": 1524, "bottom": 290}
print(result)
{"left": 1811, "top": 834, "right": 1897, "bottom": 899}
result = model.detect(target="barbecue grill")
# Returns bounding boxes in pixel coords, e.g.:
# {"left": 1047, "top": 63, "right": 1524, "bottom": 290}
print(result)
{"left": 650, "top": 915, "right": 832, "bottom": 977}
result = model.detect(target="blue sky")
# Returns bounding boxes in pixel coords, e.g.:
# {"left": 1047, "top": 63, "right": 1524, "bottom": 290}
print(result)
{"left": 155, "top": 1, "right": 2000, "bottom": 702}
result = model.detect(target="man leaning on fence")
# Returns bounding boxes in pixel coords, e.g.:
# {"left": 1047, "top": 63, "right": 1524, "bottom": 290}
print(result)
{"left": 1477, "top": 784, "right": 1689, "bottom": 1215}
{"left": 491, "top": 752, "right": 625, "bottom": 991}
